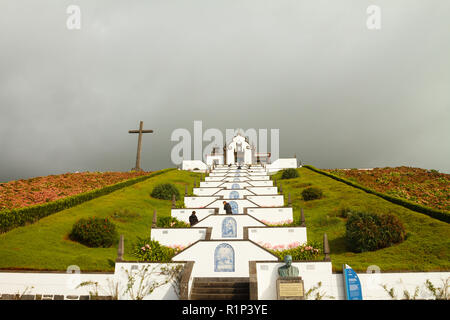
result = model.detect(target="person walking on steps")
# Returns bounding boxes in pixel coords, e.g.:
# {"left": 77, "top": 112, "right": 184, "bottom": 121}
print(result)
{"left": 189, "top": 211, "right": 199, "bottom": 226}
{"left": 223, "top": 201, "right": 232, "bottom": 214}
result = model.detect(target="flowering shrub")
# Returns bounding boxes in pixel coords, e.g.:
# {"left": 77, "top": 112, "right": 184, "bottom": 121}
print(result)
{"left": 263, "top": 241, "right": 322, "bottom": 260}
{"left": 150, "top": 183, "right": 181, "bottom": 201}
{"left": 69, "top": 217, "right": 118, "bottom": 248}
{"left": 132, "top": 238, "right": 178, "bottom": 262}
{"left": 166, "top": 243, "right": 192, "bottom": 251}
{"left": 157, "top": 216, "right": 190, "bottom": 228}
{"left": 345, "top": 211, "right": 406, "bottom": 252}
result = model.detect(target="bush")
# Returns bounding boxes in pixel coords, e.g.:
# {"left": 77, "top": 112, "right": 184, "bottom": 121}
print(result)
{"left": 132, "top": 237, "right": 177, "bottom": 262}
{"left": 345, "top": 211, "right": 406, "bottom": 252}
{"left": 157, "top": 216, "right": 189, "bottom": 228}
{"left": 69, "top": 217, "right": 118, "bottom": 248}
{"left": 269, "top": 241, "right": 322, "bottom": 261}
{"left": 302, "top": 187, "right": 323, "bottom": 201}
{"left": 281, "top": 168, "right": 299, "bottom": 180}
{"left": 150, "top": 183, "right": 180, "bottom": 201}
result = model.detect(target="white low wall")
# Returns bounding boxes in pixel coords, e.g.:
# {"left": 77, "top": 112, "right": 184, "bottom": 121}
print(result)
{"left": 182, "top": 160, "right": 208, "bottom": 171}
{"left": 248, "top": 227, "right": 307, "bottom": 249}
{"left": 266, "top": 158, "right": 298, "bottom": 173}
{"left": 249, "top": 176, "right": 270, "bottom": 181}
{"left": 195, "top": 215, "right": 265, "bottom": 240}
{"left": 246, "top": 195, "right": 284, "bottom": 207}
{"left": 151, "top": 228, "right": 208, "bottom": 249}
{"left": 214, "top": 189, "right": 255, "bottom": 199}
{"left": 204, "top": 176, "right": 225, "bottom": 182}
{"left": 173, "top": 241, "right": 278, "bottom": 277}
{"left": 248, "top": 181, "right": 273, "bottom": 187}
{"left": 255, "top": 261, "right": 450, "bottom": 300}
{"left": 256, "top": 261, "right": 333, "bottom": 300}
{"left": 246, "top": 207, "right": 293, "bottom": 225}
{"left": 207, "top": 199, "right": 256, "bottom": 214}
{"left": 247, "top": 187, "right": 278, "bottom": 195}
{"left": 114, "top": 262, "right": 185, "bottom": 300}
{"left": 332, "top": 272, "right": 450, "bottom": 300}
{"left": 0, "top": 271, "right": 112, "bottom": 297}
{"left": 215, "top": 182, "right": 251, "bottom": 189}
{"left": 192, "top": 187, "right": 223, "bottom": 196}
{"left": 184, "top": 196, "right": 221, "bottom": 208}
{"left": 199, "top": 181, "right": 224, "bottom": 188}
{"left": 171, "top": 208, "right": 216, "bottom": 223}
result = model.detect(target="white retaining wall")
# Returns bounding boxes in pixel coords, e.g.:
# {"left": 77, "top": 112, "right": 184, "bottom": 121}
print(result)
{"left": 247, "top": 187, "right": 278, "bottom": 195}
{"left": 114, "top": 262, "right": 185, "bottom": 300}
{"left": 184, "top": 196, "right": 221, "bottom": 208}
{"left": 182, "top": 160, "right": 208, "bottom": 171}
{"left": 246, "top": 195, "right": 284, "bottom": 207}
{"left": 171, "top": 208, "right": 216, "bottom": 223}
{"left": 247, "top": 207, "right": 293, "bottom": 225}
{"left": 0, "top": 271, "right": 112, "bottom": 297}
{"left": 173, "top": 241, "right": 278, "bottom": 277}
{"left": 195, "top": 215, "right": 265, "bottom": 239}
{"left": 266, "top": 158, "right": 298, "bottom": 173}
{"left": 254, "top": 261, "right": 450, "bottom": 300}
{"left": 207, "top": 199, "right": 256, "bottom": 214}
{"left": 151, "top": 228, "right": 208, "bottom": 248}
{"left": 248, "top": 227, "right": 307, "bottom": 248}
{"left": 256, "top": 261, "right": 334, "bottom": 300}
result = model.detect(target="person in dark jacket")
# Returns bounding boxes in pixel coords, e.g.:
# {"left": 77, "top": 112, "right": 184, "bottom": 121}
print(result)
{"left": 223, "top": 201, "right": 233, "bottom": 214}
{"left": 189, "top": 211, "right": 199, "bottom": 226}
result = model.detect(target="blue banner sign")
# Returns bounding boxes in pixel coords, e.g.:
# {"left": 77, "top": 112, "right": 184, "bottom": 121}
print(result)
{"left": 343, "top": 264, "right": 363, "bottom": 300}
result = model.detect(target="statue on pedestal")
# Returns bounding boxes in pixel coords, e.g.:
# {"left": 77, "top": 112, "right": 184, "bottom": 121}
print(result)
{"left": 278, "top": 255, "right": 299, "bottom": 277}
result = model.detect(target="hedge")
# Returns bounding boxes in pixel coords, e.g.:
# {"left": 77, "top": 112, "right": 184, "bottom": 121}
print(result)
{"left": 303, "top": 165, "right": 450, "bottom": 223}
{"left": 0, "top": 168, "right": 176, "bottom": 233}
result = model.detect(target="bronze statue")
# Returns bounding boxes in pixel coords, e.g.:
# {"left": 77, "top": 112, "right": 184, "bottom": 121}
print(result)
{"left": 278, "top": 255, "right": 299, "bottom": 277}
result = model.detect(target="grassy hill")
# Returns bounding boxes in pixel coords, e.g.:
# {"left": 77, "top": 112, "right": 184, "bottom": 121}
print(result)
{"left": 0, "top": 167, "right": 448, "bottom": 272}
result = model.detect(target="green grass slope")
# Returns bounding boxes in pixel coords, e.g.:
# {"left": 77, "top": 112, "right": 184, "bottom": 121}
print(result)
{"left": 0, "top": 169, "right": 201, "bottom": 272}
{"left": 0, "top": 167, "right": 448, "bottom": 273}
{"left": 274, "top": 168, "right": 450, "bottom": 272}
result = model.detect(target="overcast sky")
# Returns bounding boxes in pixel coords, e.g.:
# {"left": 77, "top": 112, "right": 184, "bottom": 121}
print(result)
{"left": 0, "top": 0, "right": 449, "bottom": 182}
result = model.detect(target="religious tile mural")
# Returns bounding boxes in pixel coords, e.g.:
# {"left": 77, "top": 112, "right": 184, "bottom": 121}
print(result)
{"left": 229, "top": 201, "right": 239, "bottom": 214}
{"left": 214, "top": 243, "right": 235, "bottom": 272}
{"left": 229, "top": 191, "right": 239, "bottom": 199}
{"left": 222, "top": 217, "right": 237, "bottom": 238}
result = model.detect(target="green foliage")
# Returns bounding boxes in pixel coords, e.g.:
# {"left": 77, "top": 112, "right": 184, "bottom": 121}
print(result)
{"left": 0, "top": 169, "right": 174, "bottom": 234}
{"left": 156, "top": 216, "right": 189, "bottom": 228}
{"left": 302, "top": 187, "right": 323, "bottom": 201}
{"left": 132, "top": 237, "right": 177, "bottom": 262}
{"left": 69, "top": 217, "right": 118, "bottom": 248}
{"left": 270, "top": 241, "right": 322, "bottom": 261}
{"left": 303, "top": 165, "right": 450, "bottom": 223}
{"left": 150, "top": 183, "right": 180, "bottom": 201}
{"left": 345, "top": 211, "right": 406, "bottom": 252}
{"left": 281, "top": 168, "right": 299, "bottom": 180}
{"left": 425, "top": 278, "right": 449, "bottom": 300}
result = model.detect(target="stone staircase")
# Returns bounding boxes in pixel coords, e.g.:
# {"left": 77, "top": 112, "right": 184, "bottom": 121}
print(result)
{"left": 190, "top": 277, "right": 250, "bottom": 300}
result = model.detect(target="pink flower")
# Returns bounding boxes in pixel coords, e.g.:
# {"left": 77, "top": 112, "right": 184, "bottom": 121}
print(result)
{"left": 141, "top": 247, "right": 146, "bottom": 251}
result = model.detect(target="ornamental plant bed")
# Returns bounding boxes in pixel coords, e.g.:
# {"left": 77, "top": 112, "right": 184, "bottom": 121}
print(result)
{"left": 325, "top": 167, "right": 450, "bottom": 212}
{"left": 0, "top": 171, "right": 152, "bottom": 211}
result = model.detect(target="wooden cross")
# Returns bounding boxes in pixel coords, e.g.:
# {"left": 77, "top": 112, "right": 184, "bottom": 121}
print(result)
{"left": 129, "top": 121, "right": 153, "bottom": 171}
